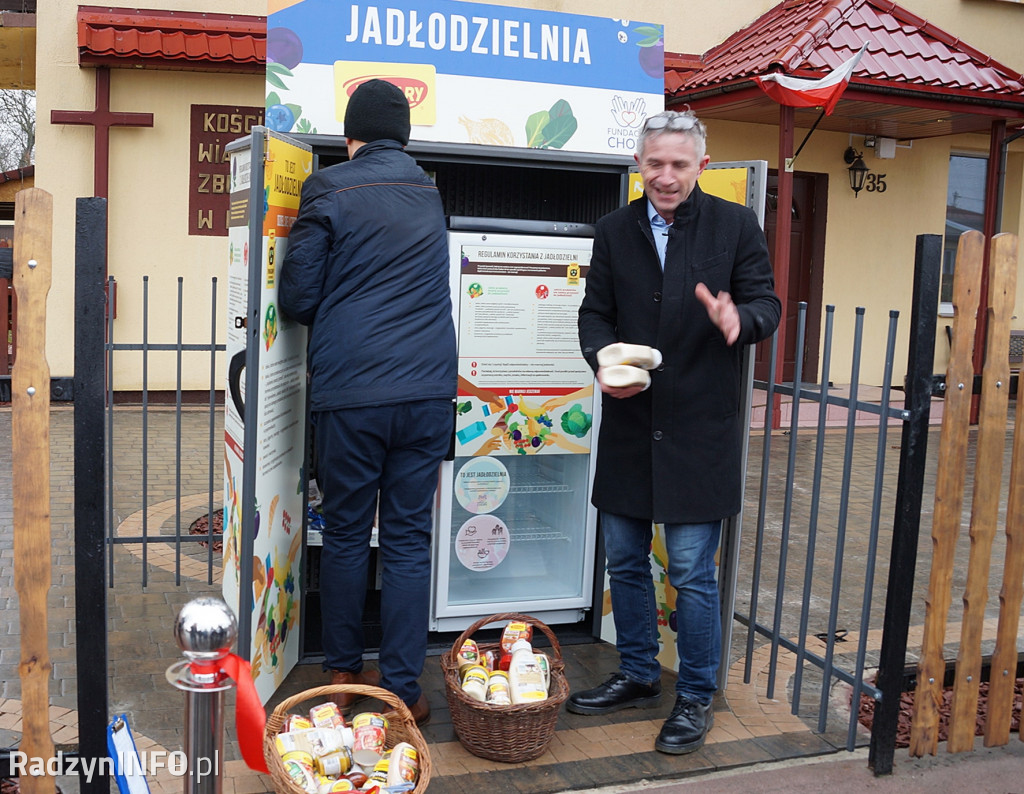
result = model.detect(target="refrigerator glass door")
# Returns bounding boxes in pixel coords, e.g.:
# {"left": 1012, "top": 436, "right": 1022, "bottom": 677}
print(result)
{"left": 435, "top": 231, "right": 599, "bottom": 619}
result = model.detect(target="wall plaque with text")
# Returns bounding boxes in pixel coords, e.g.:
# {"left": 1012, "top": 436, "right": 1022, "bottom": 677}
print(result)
{"left": 189, "top": 104, "right": 264, "bottom": 236}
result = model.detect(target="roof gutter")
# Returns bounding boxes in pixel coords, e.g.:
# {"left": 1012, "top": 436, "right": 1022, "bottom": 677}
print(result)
{"left": 671, "top": 78, "right": 1024, "bottom": 115}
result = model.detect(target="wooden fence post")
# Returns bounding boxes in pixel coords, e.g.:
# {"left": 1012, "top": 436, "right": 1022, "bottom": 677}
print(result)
{"left": 909, "top": 230, "right": 983, "bottom": 757}
{"left": 948, "top": 232, "right": 1016, "bottom": 751}
{"left": 12, "top": 186, "right": 56, "bottom": 794}
{"left": 983, "top": 234, "right": 1023, "bottom": 748}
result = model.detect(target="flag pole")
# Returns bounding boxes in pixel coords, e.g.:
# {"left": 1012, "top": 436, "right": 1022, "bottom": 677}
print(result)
{"left": 787, "top": 109, "right": 827, "bottom": 170}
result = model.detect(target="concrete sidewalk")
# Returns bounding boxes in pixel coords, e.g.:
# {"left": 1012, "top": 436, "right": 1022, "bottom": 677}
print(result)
{"left": 583, "top": 739, "right": 1024, "bottom": 793}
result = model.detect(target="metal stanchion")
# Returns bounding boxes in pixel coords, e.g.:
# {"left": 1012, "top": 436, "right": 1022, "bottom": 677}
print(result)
{"left": 166, "top": 597, "right": 237, "bottom": 794}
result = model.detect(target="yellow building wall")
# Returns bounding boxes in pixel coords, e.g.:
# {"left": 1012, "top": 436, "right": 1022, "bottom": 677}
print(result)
{"left": 35, "top": 0, "right": 263, "bottom": 388}
{"left": 33, "top": 0, "right": 1024, "bottom": 390}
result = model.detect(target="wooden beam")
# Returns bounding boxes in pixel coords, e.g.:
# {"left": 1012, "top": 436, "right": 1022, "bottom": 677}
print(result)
{"left": 948, "top": 232, "right": 1015, "bottom": 752}
{"left": 12, "top": 186, "right": 55, "bottom": 794}
{"left": 982, "top": 233, "right": 1023, "bottom": 748}
{"left": 909, "top": 230, "right": 983, "bottom": 758}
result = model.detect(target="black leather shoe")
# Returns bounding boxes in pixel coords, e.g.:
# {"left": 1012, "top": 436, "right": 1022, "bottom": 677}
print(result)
{"left": 655, "top": 695, "right": 714, "bottom": 754}
{"left": 566, "top": 673, "right": 661, "bottom": 715}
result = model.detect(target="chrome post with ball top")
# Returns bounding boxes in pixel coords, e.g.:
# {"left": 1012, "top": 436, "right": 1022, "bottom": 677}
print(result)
{"left": 167, "top": 597, "right": 238, "bottom": 794}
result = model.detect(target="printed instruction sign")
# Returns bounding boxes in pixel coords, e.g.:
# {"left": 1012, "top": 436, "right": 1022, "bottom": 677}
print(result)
{"left": 223, "top": 130, "right": 313, "bottom": 703}
{"left": 451, "top": 232, "right": 596, "bottom": 458}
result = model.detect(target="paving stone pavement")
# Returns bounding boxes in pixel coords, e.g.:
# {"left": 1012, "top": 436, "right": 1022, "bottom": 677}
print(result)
{"left": 0, "top": 398, "right": 1020, "bottom": 793}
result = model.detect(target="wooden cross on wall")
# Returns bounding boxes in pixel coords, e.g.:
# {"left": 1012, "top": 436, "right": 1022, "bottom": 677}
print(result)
{"left": 50, "top": 67, "right": 154, "bottom": 199}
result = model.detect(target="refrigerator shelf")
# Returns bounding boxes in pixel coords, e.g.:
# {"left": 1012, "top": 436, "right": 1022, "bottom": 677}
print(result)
{"left": 509, "top": 471, "right": 573, "bottom": 494}
{"left": 449, "top": 510, "right": 571, "bottom": 544}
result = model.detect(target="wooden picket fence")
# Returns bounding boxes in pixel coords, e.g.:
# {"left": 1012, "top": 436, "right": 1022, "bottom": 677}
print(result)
{"left": 910, "top": 229, "right": 1023, "bottom": 755}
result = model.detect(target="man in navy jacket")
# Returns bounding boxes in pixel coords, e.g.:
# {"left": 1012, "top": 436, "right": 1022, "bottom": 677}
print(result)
{"left": 572, "top": 110, "right": 780, "bottom": 753}
{"left": 280, "top": 79, "right": 456, "bottom": 724}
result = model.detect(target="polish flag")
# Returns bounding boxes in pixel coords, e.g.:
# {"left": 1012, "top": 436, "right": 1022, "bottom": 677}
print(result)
{"left": 753, "top": 43, "right": 868, "bottom": 115}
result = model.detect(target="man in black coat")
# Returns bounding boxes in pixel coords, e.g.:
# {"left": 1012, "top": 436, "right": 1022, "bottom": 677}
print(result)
{"left": 572, "top": 110, "right": 780, "bottom": 753}
{"left": 279, "top": 80, "right": 456, "bottom": 724}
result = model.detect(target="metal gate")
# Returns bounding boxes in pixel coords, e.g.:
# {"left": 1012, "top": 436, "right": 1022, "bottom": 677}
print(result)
{"left": 733, "top": 234, "right": 942, "bottom": 775}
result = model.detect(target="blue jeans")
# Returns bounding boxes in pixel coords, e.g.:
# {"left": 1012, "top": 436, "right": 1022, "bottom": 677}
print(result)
{"left": 601, "top": 511, "right": 722, "bottom": 704}
{"left": 315, "top": 400, "right": 452, "bottom": 706}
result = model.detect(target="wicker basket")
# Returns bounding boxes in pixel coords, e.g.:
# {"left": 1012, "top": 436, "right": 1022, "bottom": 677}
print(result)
{"left": 440, "top": 612, "right": 569, "bottom": 763}
{"left": 263, "top": 683, "right": 432, "bottom": 793}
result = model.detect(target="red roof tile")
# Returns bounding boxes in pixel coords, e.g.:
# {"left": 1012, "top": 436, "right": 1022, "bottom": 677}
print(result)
{"left": 77, "top": 6, "right": 265, "bottom": 74}
{"left": 669, "top": 0, "right": 1024, "bottom": 101}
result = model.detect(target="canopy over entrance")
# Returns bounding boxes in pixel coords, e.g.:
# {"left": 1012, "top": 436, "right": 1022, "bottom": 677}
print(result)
{"left": 663, "top": 0, "right": 1024, "bottom": 140}
{"left": 663, "top": 0, "right": 1024, "bottom": 410}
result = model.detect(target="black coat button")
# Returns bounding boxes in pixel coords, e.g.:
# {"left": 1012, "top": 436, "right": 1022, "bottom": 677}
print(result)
{"left": 653, "top": 292, "right": 662, "bottom": 302}
{"left": 653, "top": 430, "right": 663, "bottom": 440}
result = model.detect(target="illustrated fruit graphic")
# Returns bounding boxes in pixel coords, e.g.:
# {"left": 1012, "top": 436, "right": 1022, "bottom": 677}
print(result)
{"left": 266, "top": 104, "right": 295, "bottom": 132}
{"left": 639, "top": 39, "right": 664, "bottom": 78}
{"left": 267, "top": 27, "right": 303, "bottom": 69}
{"left": 458, "top": 116, "right": 515, "bottom": 146}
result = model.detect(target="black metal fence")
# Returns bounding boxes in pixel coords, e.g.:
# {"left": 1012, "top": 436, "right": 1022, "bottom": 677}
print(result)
{"left": 736, "top": 235, "right": 940, "bottom": 775}
{"left": 72, "top": 193, "right": 945, "bottom": 785}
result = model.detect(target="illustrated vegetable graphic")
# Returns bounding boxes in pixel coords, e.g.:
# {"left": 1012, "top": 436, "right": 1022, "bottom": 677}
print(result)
{"left": 267, "top": 27, "right": 303, "bottom": 69}
{"left": 634, "top": 25, "right": 664, "bottom": 79}
{"left": 525, "top": 100, "right": 578, "bottom": 149}
{"left": 265, "top": 62, "right": 317, "bottom": 134}
{"left": 459, "top": 116, "right": 515, "bottom": 146}
{"left": 560, "top": 404, "right": 593, "bottom": 438}
{"left": 265, "top": 103, "right": 295, "bottom": 132}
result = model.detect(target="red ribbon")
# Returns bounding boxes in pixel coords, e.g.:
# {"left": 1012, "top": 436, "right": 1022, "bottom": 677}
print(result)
{"left": 191, "top": 654, "right": 269, "bottom": 774}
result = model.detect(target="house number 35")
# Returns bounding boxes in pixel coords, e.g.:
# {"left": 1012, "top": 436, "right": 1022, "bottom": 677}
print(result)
{"left": 865, "top": 173, "right": 887, "bottom": 193}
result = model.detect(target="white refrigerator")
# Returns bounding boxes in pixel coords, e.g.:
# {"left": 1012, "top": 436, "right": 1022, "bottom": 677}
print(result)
{"left": 431, "top": 220, "right": 601, "bottom": 632}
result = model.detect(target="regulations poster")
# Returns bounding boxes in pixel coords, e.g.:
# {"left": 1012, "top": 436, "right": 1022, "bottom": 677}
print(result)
{"left": 224, "top": 130, "right": 313, "bottom": 703}
{"left": 451, "top": 233, "right": 595, "bottom": 458}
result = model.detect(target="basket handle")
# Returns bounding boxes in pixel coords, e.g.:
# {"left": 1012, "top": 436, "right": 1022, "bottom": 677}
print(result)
{"left": 445, "top": 612, "right": 563, "bottom": 668}
{"left": 265, "top": 684, "right": 414, "bottom": 735}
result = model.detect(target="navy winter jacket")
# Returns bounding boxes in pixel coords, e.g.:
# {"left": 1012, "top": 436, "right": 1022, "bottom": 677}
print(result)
{"left": 279, "top": 139, "right": 457, "bottom": 411}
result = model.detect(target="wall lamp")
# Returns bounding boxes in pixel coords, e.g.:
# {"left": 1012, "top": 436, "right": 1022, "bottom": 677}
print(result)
{"left": 843, "top": 146, "right": 869, "bottom": 197}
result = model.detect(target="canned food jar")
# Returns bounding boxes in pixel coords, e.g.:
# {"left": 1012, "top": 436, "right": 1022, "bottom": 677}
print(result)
{"left": 283, "top": 714, "right": 315, "bottom": 732}
{"left": 314, "top": 747, "right": 354, "bottom": 777}
{"left": 460, "top": 664, "right": 488, "bottom": 702}
{"left": 456, "top": 639, "right": 480, "bottom": 674}
{"left": 386, "top": 742, "right": 419, "bottom": 787}
{"left": 351, "top": 712, "right": 388, "bottom": 766}
{"left": 281, "top": 750, "right": 315, "bottom": 769}
{"left": 309, "top": 701, "right": 346, "bottom": 730}
{"left": 486, "top": 670, "right": 512, "bottom": 706}
{"left": 281, "top": 757, "right": 319, "bottom": 794}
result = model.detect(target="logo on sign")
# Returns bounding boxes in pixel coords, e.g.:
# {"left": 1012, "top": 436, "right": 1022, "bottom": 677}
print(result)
{"left": 607, "top": 95, "right": 646, "bottom": 152}
{"left": 342, "top": 75, "right": 430, "bottom": 109}
{"left": 334, "top": 61, "right": 437, "bottom": 126}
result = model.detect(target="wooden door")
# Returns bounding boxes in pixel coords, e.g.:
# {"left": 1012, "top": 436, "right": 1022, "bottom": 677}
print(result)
{"left": 755, "top": 171, "right": 827, "bottom": 384}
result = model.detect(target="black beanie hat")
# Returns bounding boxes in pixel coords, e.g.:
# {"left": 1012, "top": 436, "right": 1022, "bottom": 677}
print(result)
{"left": 343, "top": 79, "right": 411, "bottom": 146}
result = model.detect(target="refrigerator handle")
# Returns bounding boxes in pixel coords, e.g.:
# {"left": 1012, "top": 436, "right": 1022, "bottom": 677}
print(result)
{"left": 445, "top": 398, "right": 457, "bottom": 461}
